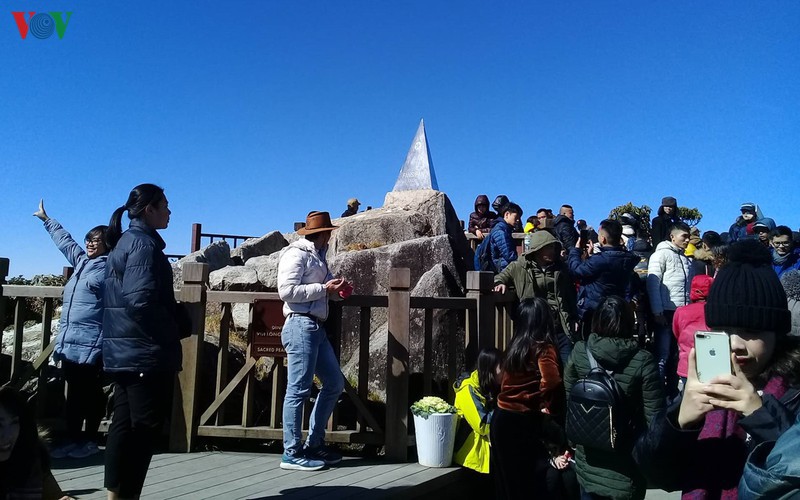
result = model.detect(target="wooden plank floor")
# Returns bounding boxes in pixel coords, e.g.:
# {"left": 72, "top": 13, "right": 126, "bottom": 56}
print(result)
{"left": 51, "top": 451, "right": 465, "bottom": 499}
{"left": 52, "top": 450, "right": 680, "bottom": 499}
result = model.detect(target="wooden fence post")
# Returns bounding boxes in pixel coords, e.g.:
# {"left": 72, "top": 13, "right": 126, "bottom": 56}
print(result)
{"left": 169, "top": 262, "right": 208, "bottom": 452}
{"left": 191, "top": 223, "right": 202, "bottom": 253}
{"left": 385, "top": 268, "right": 410, "bottom": 462}
{"left": 465, "top": 271, "right": 496, "bottom": 369}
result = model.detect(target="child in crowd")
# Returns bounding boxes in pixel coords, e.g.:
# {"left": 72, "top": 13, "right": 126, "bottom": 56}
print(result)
{"left": 565, "top": 296, "right": 664, "bottom": 500}
{"left": 490, "top": 298, "right": 565, "bottom": 500}
{"left": 635, "top": 239, "right": 800, "bottom": 498}
{"left": 0, "top": 387, "right": 69, "bottom": 499}
{"left": 672, "top": 275, "right": 714, "bottom": 391}
{"left": 453, "top": 348, "right": 502, "bottom": 486}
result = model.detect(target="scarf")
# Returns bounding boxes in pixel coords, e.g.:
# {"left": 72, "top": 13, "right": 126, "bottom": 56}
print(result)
{"left": 682, "top": 376, "right": 789, "bottom": 500}
{"left": 773, "top": 252, "right": 790, "bottom": 266}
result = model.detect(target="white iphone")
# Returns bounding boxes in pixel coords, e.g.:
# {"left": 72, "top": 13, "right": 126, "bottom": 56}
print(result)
{"left": 694, "top": 331, "right": 733, "bottom": 383}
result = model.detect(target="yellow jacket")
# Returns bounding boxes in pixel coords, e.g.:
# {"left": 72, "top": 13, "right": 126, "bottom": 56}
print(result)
{"left": 452, "top": 370, "right": 492, "bottom": 473}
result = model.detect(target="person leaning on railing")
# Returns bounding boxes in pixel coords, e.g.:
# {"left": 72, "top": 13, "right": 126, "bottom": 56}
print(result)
{"left": 33, "top": 199, "right": 108, "bottom": 461}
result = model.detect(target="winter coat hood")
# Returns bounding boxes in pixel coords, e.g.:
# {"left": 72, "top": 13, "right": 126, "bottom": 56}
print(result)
{"left": 754, "top": 217, "right": 777, "bottom": 232}
{"left": 690, "top": 275, "right": 713, "bottom": 302}
{"left": 693, "top": 246, "right": 713, "bottom": 263}
{"left": 474, "top": 194, "right": 490, "bottom": 210}
{"left": 585, "top": 333, "right": 641, "bottom": 371}
{"left": 454, "top": 370, "right": 480, "bottom": 394}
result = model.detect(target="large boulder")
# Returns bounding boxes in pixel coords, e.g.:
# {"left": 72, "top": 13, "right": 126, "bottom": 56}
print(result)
{"left": 208, "top": 266, "right": 264, "bottom": 292}
{"left": 340, "top": 263, "right": 464, "bottom": 401}
{"left": 327, "top": 191, "right": 473, "bottom": 272}
{"left": 230, "top": 231, "right": 288, "bottom": 263}
{"left": 330, "top": 234, "right": 466, "bottom": 298}
{"left": 331, "top": 235, "right": 466, "bottom": 394}
{"left": 245, "top": 253, "right": 282, "bottom": 290}
{"left": 173, "top": 241, "right": 234, "bottom": 286}
{"left": 327, "top": 210, "right": 433, "bottom": 255}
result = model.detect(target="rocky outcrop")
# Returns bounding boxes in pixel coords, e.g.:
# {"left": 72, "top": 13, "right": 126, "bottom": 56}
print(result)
{"left": 245, "top": 253, "right": 282, "bottom": 290}
{"left": 208, "top": 266, "right": 264, "bottom": 292}
{"left": 328, "top": 190, "right": 472, "bottom": 268}
{"left": 340, "top": 263, "right": 464, "bottom": 400}
{"left": 173, "top": 241, "right": 234, "bottom": 286}
{"left": 1, "top": 322, "right": 59, "bottom": 363}
{"left": 230, "top": 231, "right": 288, "bottom": 264}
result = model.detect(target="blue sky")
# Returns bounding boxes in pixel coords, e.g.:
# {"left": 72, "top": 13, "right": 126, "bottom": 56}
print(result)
{"left": 1, "top": 1, "right": 798, "bottom": 278}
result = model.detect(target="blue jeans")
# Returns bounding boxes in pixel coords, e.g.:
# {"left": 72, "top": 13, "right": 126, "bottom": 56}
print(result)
{"left": 281, "top": 315, "right": 344, "bottom": 456}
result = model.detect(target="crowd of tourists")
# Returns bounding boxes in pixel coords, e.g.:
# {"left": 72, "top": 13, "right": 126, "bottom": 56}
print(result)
{"left": 455, "top": 193, "right": 800, "bottom": 499}
{"left": 7, "top": 186, "right": 800, "bottom": 499}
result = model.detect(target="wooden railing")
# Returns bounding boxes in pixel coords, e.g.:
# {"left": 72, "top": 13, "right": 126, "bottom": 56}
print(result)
{"left": 0, "top": 257, "right": 518, "bottom": 463}
{"left": 0, "top": 258, "right": 61, "bottom": 418}
{"left": 190, "top": 223, "right": 256, "bottom": 253}
{"left": 465, "top": 232, "right": 528, "bottom": 254}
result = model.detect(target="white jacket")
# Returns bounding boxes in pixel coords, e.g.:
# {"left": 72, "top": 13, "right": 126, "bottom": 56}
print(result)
{"left": 646, "top": 240, "right": 693, "bottom": 314}
{"left": 277, "top": 238, "right": 334, "bottom": 320}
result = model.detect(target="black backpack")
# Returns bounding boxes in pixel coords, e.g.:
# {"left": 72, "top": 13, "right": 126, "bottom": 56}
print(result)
{"left": 473, "top": 236, "right": 496, "bottom": 273}
{"left": 565, "top": 345, "right": 631, "bottom": 452}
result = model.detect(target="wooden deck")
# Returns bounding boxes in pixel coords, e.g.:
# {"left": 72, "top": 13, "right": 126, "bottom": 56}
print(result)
{"left": 51, "top": 451, "right": 466, "bottom": 499}
{"left": 52, "top": 449, "right": 681, "bottom": 499}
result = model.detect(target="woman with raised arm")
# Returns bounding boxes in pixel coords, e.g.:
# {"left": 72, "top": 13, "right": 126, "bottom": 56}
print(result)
{"left": 34, "top": 200, "right": 108, "bottom": 460}
{"left": 102, "top": 184, "right": 187, "bottom": 500}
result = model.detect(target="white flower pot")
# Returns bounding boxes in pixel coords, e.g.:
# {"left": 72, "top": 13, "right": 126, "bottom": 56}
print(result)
{"left": 413, "top": 413, "right": 459, "bottom": 467}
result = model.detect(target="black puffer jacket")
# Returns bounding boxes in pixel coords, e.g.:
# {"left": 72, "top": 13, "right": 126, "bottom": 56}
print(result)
{"left": 553, "top": 214, "right": 579, "bottom": 249}
{"left": 651, "top": 213, "right": 681, "bottom": 244}
{"left": 103, "top": 218, "right": 182, "bottom": 373}
{"left": 567, "top": 247, "right": 640, "bottom": 320}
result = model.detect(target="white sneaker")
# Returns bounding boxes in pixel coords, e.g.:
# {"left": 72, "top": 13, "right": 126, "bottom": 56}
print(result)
{"left": 51, "top": 442, "right": 80, "bottom": 459}
{"left": 67, "top": 441, "right": 100, "bottom": 459}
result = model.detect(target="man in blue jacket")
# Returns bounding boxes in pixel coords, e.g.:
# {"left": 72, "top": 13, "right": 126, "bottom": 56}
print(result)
{"left": 567, "top": 219, "right": 639, "bottom": 337}
{"left": 771, "top": 225, "right": 800, "bottom": 278}
{"left": 488, "top": 203, "right": 522, "bottom": 273}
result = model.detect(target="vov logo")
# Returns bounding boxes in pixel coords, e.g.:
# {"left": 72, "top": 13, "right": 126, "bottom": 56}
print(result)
{"left": 12, "top": 12, "right": 73, "bottom": 39}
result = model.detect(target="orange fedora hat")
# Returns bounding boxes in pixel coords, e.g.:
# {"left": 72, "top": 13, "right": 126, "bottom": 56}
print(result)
{"left": 297, "top": 211, "right": 339, "bottom": 235}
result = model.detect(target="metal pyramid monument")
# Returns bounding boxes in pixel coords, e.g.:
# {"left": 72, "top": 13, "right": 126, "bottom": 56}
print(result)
{"left": 392, "top": 119, "right": 440, "bottom": 191}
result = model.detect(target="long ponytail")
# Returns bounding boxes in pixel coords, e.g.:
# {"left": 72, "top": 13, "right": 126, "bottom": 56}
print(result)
{"left": 106, "top": 183, "right": 165, "bottom": 250}
{"left": 106, "top": 205, "right": 128, "bottom": 249}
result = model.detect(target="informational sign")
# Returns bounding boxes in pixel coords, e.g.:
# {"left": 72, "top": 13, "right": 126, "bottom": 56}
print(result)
{"left": 251, "top": 299, "right": 286, "bottom": 358}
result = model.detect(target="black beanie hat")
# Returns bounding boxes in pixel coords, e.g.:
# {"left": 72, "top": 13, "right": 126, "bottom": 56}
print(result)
{"left": 705, "top": 239, "right": 791, "bottom": 336}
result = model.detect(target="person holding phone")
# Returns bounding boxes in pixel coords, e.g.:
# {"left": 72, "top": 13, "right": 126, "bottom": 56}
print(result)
{"left": 635, "top": 239, "right": 800, "bottom": 497}
{"left": 277, "top": 211, "right": 349, "bottom": 471}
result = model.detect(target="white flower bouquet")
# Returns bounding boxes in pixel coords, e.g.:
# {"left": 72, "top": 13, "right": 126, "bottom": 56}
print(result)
{"left": 410, "top": 396, "right": 457, "bottom": 419}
